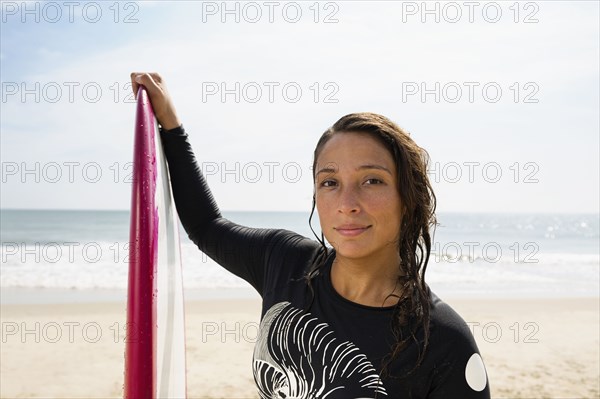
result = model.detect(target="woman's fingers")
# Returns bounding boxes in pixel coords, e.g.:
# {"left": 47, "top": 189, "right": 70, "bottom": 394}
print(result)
{"left": 130, "top": 72, "right": 141, "bottom": 97}
{"left": 130, "top": 72, "right": 162, "bottom": 98}
{"left": 129, "top": 72, "right": 181, "bottom": 130}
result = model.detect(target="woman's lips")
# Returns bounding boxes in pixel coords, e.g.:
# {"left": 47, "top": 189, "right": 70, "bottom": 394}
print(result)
{"left": 334, "top": 225, "right": 371, "bottom": 237}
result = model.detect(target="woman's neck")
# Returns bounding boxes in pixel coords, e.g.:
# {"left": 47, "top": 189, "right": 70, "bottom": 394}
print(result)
{"left": 330, "top": 250, "right": 403, "bottom": 307}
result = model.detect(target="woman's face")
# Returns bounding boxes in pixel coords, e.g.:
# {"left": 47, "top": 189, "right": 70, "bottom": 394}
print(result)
{"left": 314, "top": 132, "right": 403, "bottom": 261}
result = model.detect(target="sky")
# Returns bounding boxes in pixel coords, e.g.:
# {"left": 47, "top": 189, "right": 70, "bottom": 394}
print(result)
{"left": 1, "top": 0, "right": 598, "bottom": 213}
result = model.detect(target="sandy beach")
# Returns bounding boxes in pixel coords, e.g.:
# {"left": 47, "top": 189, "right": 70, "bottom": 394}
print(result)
{"left": 1, "top": 296, "right": 598, "bottom": 398}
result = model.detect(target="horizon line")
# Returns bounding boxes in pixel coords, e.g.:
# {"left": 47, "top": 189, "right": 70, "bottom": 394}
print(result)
{"left": 1, "top": 208, "right": 598, "bottom": 215}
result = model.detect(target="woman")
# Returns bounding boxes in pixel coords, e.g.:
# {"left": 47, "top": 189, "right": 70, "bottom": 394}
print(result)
{"left": 130, "top": 72, "right": 490, "bottom": 398}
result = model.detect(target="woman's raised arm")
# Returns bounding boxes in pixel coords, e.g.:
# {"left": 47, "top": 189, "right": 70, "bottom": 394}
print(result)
{"left": 128, "top": 72, "right": 321, "bottom": 296}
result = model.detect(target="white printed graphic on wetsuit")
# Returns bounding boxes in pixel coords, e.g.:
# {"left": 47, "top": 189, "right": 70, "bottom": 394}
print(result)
{"left": 253, "top": 301, "right": 387, "bottom": 398}
{"left": 465, "top": 353, "right": 488, "bottom": 391}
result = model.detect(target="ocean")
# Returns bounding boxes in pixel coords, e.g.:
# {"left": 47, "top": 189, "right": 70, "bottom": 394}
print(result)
{"left": 1, "top": 209, "right": 598, "bottom": 303}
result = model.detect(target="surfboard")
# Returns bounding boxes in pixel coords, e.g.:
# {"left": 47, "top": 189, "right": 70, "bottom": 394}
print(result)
{"left": 125, "top": 85, "right": 187, "bottom": 398}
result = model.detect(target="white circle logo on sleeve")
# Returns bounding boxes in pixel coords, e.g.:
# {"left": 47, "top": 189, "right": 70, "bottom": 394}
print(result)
{"left": 465, "top": 353, "right": 488, "bottom": 391}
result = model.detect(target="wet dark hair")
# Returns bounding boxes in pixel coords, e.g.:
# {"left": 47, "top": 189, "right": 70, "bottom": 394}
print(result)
{"left": 304, "top": 112, "right": 438, "bottom": 381}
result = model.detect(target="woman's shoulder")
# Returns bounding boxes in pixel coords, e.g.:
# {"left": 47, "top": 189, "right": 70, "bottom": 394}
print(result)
{"left": 266, "top": 228, "right": 324, "bottom": 257}
{"left": 425, "top": 291, "right": 491, "bottom": 396}
{"left": 427, "top": 290, "right": 477, "bottom": 347}
{"left": 260, "top": 228, "right": 327, "bottom": 274}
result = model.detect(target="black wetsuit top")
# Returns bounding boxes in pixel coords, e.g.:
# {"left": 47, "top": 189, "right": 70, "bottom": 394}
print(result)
{"left": 159, "top": 125, "right": 491, "bottom": 399}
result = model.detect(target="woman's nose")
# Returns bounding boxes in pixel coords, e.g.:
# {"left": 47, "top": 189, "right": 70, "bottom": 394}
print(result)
{"left": 337, "top": 185, "right": 361, "bottom": 214}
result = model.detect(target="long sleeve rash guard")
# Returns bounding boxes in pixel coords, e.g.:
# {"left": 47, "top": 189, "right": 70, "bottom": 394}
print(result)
{"left": 159, "top": 125, "right": 491, "bottom": 399}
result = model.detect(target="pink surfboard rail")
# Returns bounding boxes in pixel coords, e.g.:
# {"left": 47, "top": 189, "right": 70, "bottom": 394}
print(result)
{"left": 125, "top": 85, "right": 187, "bottom": 398}
{"left": 125, "top": 85, "right": 159, "bottom": 398}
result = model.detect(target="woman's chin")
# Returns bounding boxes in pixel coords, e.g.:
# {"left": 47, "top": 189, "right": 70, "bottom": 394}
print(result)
{"left": 329, "top": 242, "right": 373, "bottom": 261}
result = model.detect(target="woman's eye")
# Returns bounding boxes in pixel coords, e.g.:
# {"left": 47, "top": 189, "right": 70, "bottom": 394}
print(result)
{"left": 364, "top": 178, "right": 383, "bottom": 185}
{"left": 320, "top": 180, "right": 337, "bottom": 187}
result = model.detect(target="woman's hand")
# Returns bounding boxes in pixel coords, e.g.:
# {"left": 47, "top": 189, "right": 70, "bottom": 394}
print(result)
{"left": 130, "top": 72, "right": 182, "bottom": 130}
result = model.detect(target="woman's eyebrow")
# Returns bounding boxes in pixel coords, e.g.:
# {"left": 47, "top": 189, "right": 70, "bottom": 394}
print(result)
{"left": 316, "top": 164, "right": 392, "bottom": 176}
{"left": 316, "top": 166, "right": 337, "bottom": 176}
{"left": 357, "top": 164, "right": 393, "bottom": 175}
